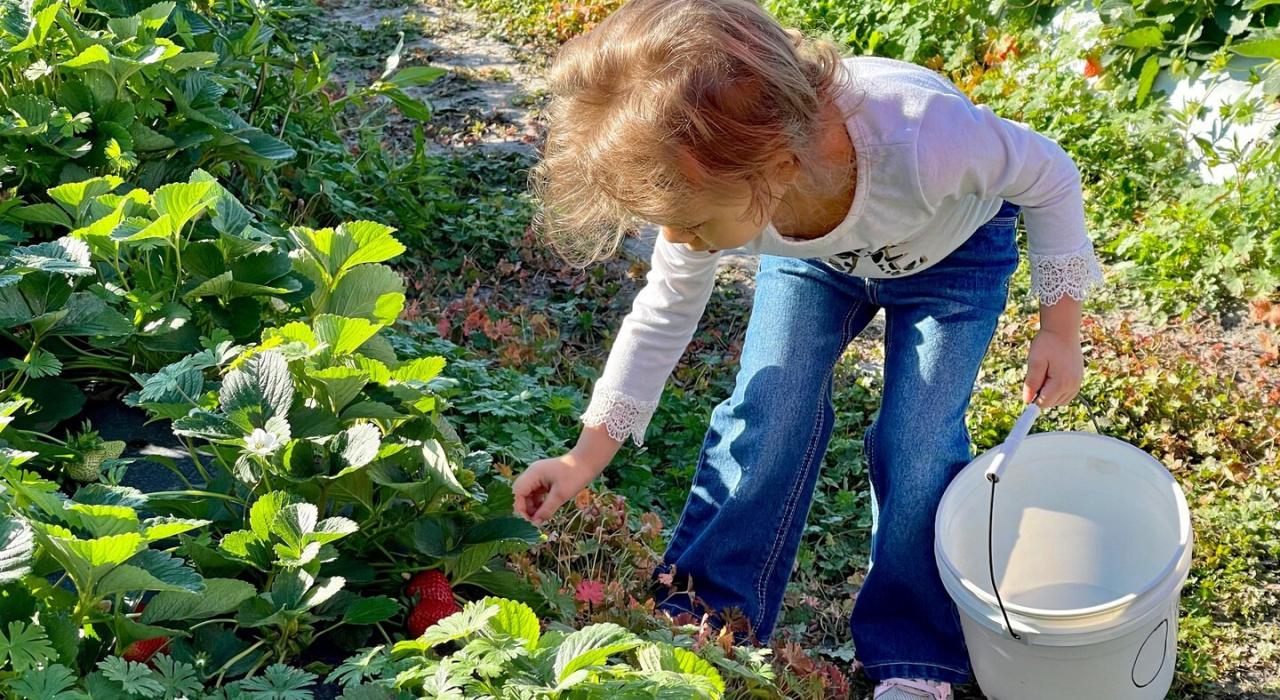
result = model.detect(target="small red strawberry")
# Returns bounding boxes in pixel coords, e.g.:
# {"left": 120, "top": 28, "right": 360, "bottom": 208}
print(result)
{"left": 406, "top": 570, "right": 453, "bottom": 603}
{"left": 1083, "top": 54, "right": 1104, "bottom": 78}
{"left": 121, "top": 636, "right": 170, "bottom": 663}
{"left": 407, "top": 597, "right": 461, "bottom": 638}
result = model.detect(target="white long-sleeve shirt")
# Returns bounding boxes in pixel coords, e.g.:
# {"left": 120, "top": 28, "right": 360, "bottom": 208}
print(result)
{"left": 581, "top": 56, "right": 1104, "bottom": 446}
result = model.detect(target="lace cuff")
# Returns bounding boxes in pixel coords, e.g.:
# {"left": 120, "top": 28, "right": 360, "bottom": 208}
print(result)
{"left": 581, "top": 388, "right": 659, "bottom": 447}
{"left": 1028, "top": 242, "right": 1104, "bottom": 306}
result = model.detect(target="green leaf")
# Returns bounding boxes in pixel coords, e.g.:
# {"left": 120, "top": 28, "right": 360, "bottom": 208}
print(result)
{"left": 152, "top": 180, "right": 215, "bottom": 233}
{"left": 420, "top": 439, "right": 466, "bottom": 497}
{"left": 389, "top": 65, "right": 446, "bottom": 87}
{"left": 96, "top": 549, "right": 204, "bottom": 596}
{"left": 9, "top": 238, "right": 93, "bottom": 276}
{"left": 220, "top": 350, "right": 294, "bottom": 423}
{"left": 250, "top": 491, "right": 295, "bottom": 540}
{"left": 99, "top": 656, "right": 164, "bottom": 696}
{"left": 313, "top": 315, "right": 381, "bottom": 356}
{"left": 64, "top": 532, "right": 144, "bottom": 567}
{"left": 302, "top": 575, "right": 345, "bottom": 610}
{"left": 1247, "top": 0, "right": 1280, "bottom": 9}
{"left": 462, "top": 517, "right": 540, "bottom": 547}
{"left": 64, "top": 504, "right": 138, "bottom": 538}
{"left": 270, "top": 503, "right": 318, "bottom": 549}
{"left": 131, "top": 353, "right": 211, "bottom": 407}
{"left": 235, "top": 663, "right": 316, "bottom": 700}
{"left": 384, "top": 89, "right": 433, "bottom": 122}
{"left": 141, "top": 578, "right": 256, "bottom": 623}
{"left": 0, "top": 273, "right": 71, "bottom": 329}
{"left": 342, "top": 596, "right": 399, "bottom": 625}
{"left": 644, "top": 644, "right": 725, "bottom": 694}
{"left": 7, "top": 663, "right": 79, "bottom": 700}
{"left": 334, "top": 423, "right": 381, "bottom": 473}
{"left": 111, "top": 213, "right": 173, "bottom": 243}
{"left": 307, "top": 516, "right": 358, "bottom": 545}
{"left": 1117, "top": 26, "right": 1164, "bottom": 49}
{"left": 39, "top": 293, "right": 132, "bottom": 337}
{"left": 172, "top": 409, "right": 239, "bottom": 440}
{"left": 5, "top": 1, "right": 58, "bottom": 52}
{"left": 339, "top": 221, "right": 404, "bottom": 270}
{"left": 23, "top": 348, "right": 62, "bottom": 378}
{"left": 47, "top": 177, "right": 123, "bottom": 213}
{"left": 11, "top": 204, "right": 72, "bottom": 229}
{"left": 0, "top": 621, "right": 56, "bottom": 673}
{"left": 62, "top": 44, "right": 112, "bottom": 69}
{"left": 1232, "top": 32, "right": 1280, "bottom": 59}
{"left": 481, "top": 597, "right": 539, "bottom": 650}
{"left": 1136, "top": 55, "right": 1160, "bottom": 106}
{"left": 311, "top": 366, "right": 369, "bottom": 414}
{"left": 392, "top": 357, "right": 445, "bottom": 384}
{"left": 218, "top": 530, "right": 269, "bottom": 567}
{"left": 553, "top": 623, "right": 641, "bottom": 682}
{"left": 328, "top": 264, "right": 405, "bottom": 320}
{"left": 149, "top": 656, "right": 203, "bottom": 698}
{"left": 0, "top": 518, "right": 34, "bottom": 584}
{"left": 141, "top": 516, "right": 210, "bottom": 542}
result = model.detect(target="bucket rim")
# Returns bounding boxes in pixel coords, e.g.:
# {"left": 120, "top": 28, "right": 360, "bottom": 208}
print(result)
{"left": 936, "top": 431, "right": 1193, "bottom": 620}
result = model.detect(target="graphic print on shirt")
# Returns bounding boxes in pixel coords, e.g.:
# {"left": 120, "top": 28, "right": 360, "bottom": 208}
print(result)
{"left": 826, "top": 243, "right": 928, "bottom": 276}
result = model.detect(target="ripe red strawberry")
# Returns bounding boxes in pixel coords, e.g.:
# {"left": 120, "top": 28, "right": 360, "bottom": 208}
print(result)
{"left": 407, "top": 597, "right": 461, "bottom": 638}
{"left": 121, "top": 636, "right": 170, "bottom": 663}
{"left": 1083, "top": 54, "right": 1103, "bottom": 78}
{"left": 406, "top": 570, "right": 453, "bottom": 603}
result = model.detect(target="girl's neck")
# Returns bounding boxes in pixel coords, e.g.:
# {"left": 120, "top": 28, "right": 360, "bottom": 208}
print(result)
{"left": 772, "top": 100, "right": 857, "bottom": 240}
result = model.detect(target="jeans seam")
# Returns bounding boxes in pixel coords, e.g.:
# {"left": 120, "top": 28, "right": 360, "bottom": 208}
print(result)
{"left": 752, "top": 296, "right": 863, "bottom": 626}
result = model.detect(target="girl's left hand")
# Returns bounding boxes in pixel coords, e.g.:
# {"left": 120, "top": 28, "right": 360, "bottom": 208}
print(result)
{"left": 1023, "top": 328, "right": 1083, "bottom": 407}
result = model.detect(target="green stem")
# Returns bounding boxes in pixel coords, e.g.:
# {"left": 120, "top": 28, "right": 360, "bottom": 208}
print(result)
{"left": 145, "top": 489, "right": 244, "bottom": 504}
{"left": 190, "top": 617, "right": 238, "bottom": 630}
{"left": 213, "top": 638, "right": 266, "bottom": 686}
{"left": 181, "top": 437, "right": 213, "bottom": 486}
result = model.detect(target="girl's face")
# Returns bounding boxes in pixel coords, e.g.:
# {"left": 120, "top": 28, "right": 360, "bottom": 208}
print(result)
{"left": 658, "top": 161, "right": 797, "bottom": 253}
{"left": 658, "top": 192, "right": 770, "bottom": 253}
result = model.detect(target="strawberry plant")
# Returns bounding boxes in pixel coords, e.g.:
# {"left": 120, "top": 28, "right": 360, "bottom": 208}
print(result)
{"left": 0, "top": 0, "right": 294, "bottom": 201}
{"left": 390, "top": 597, "right": 731, "bottom": 697}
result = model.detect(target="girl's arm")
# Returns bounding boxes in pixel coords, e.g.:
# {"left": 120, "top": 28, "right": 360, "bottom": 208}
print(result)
{"left": 1025, "top": 296, "right": 1084, "bottom": 407}
{"left": 917, "top": 92, "right": 1103, "bottom": 305}
{"left": 514, "top": 235, "right": 721, "bottom": 524}
{"left": 916, "top": 93, "right": 1103, "bottom": 407}
{"left": 578, "top": 234, "right": 723, "bottom": 445}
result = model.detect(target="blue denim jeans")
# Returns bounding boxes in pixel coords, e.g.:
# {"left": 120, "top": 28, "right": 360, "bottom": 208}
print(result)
{"left": 654, "top": 202, "right": 1022, "bottom": 685}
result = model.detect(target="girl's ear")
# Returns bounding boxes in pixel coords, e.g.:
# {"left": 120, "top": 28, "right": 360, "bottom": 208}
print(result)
{"left": 771, "top": 154, "right": 801, "bottom": 185}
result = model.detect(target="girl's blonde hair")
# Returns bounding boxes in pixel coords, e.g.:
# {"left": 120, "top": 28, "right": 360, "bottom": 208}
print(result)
{"left": 528, "top": 0, "right": 852, "bottom": 266}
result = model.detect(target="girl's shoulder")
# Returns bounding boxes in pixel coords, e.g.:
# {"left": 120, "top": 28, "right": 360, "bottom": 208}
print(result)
{"left": 841, "top": 56, "right": 967, "bottom": 105}
{"left": 837, "top": 56, "right": 970, "bottom": 148}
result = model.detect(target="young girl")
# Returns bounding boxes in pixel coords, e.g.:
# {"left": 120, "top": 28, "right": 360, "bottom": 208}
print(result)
{"left": 512, "top": 1, "right": 1103, "bottom": 697}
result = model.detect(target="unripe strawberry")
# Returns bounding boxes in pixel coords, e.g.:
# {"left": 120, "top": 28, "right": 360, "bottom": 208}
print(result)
{"left": 68, "top": 440, "right": 125, "bottom": 482}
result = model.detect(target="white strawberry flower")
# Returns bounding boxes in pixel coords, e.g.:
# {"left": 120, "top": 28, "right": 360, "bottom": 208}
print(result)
{"left": 244, "top": 428, "right": 281, "bottom": 457}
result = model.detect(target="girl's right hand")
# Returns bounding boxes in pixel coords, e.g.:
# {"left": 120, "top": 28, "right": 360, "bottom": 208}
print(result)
{"left": 513, "top": 453, "right": 607, "bottom": 526}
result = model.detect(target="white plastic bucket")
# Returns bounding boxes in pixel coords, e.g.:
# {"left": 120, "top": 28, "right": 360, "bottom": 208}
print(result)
{"left": 936, "top": 431, "right": 1193, "bottom": 700}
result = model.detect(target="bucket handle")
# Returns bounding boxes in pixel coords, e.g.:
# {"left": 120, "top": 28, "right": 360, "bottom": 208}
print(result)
{"left": 980, "top": 391, "right": 1108, "bottom": 641}
{"left": 982, "top": 393, "right": 1043, "bottom": 642}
